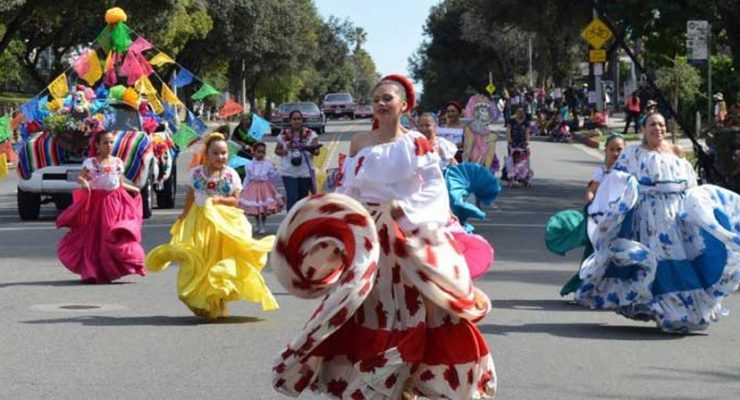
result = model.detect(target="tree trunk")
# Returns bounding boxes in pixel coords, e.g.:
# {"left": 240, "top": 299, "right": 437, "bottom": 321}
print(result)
{"left": 0, "top": 2, "right": 35, "bottom": 56}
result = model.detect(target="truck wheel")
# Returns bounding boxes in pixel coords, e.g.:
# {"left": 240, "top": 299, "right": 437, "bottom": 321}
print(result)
{"left": 141, "top": 166, "right": 154, "bottom": 219}
{"left": 53, "top": 193, "right": 73, "bottom": 210}
{"left": 18, "top": 187, "right": 41, "bottom": 220}
{"left": 156, "top": 164, "right": 177, "bottom": 209}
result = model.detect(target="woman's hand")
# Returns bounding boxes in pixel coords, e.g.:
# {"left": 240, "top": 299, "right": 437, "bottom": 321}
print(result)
{"left": 473, "top": 289, "right": 488, "bottom": 310}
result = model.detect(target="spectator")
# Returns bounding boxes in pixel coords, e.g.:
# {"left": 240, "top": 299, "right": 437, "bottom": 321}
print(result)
{"left": 623, "top": 91, "right": 641, "bottom": 134}
{"left": 274, "top": 110, "right": 321, "bottom": 211}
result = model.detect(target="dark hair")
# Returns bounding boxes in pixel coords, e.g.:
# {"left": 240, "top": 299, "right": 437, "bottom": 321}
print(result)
{"left": 215, "top": 124, "right": 231, "bottom": 139}
{"left": 252, "top": 141, "right": 267, "bottom": 151}
{"left": 289, "top": 110, "right": 303, "bottom": 121}
{"left": 445, "top": 101, "right": 463, "bottom": 113}
{"left": 94, "top": 130, "right": 114, "bottom": 144}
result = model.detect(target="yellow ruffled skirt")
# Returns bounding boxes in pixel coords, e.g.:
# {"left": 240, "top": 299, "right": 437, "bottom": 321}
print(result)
{"left": 145, "top": 198, "right": 278, "bottom": 319}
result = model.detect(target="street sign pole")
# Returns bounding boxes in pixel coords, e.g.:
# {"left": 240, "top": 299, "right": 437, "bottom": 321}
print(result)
{"left": 708, "top": 24, "right": 712, "bottom": 126}
{"left": 593, "top": 8, "right": 603, "bottom": 112}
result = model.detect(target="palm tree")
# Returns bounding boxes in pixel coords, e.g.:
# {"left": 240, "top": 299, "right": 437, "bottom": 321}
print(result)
{"left": 352, "top": 27, "right": 367, "bottom": 54}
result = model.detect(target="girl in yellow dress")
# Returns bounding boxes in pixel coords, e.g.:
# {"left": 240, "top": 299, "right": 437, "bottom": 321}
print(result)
{"left": 145, "top": 132, "right": 278, "bottom": 319}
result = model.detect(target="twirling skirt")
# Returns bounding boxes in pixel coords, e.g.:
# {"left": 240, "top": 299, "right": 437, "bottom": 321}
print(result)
{"left": 145, "top": 198, "right": 278, "bottom": 319}
{"left": 56, "top": 188, "right": 145, "bottom": 283}
{"left": 239, "top": 181, "right": 284, "bottom": 216}
{"left": 271, "top": 193, "right": 496, "bottom": 399}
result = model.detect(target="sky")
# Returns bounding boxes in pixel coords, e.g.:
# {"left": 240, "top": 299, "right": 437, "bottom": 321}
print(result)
{"left": 313, "top": 0, "right": 441, "bottom": 92}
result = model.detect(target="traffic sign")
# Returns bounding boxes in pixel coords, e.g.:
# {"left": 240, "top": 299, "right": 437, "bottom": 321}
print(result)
{"left": 485, "top": 83, "right": 496, "bottom": 94}
{"left": 589, "top": 49, "right": 607, "bottom": 63}
{"left": 581, "top": 17, "right": 613, "bottom": 49}
{"left": 686, "top": 20, "right": 708, "bottom": 60}
{"left": 593, "top": 63, "right": 603, "bottom": 76}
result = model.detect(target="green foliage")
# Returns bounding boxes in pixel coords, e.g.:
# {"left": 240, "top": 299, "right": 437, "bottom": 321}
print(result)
{"left": 656, "top": 56, "right": 702, "bottom": 123}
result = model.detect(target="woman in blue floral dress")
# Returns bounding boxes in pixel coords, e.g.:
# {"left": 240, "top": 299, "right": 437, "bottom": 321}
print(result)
{"left": 577, "top": 113, "right": 740, "bottom": 332}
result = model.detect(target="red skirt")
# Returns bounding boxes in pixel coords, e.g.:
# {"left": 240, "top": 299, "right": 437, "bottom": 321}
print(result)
{"left": 56, "top": 188, "right": 146, "bottom": 283}
{"left": 271, "top": 193, "right": 496, "bottom": 399}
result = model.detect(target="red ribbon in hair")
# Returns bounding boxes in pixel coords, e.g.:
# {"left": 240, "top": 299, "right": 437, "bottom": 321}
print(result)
{"left": 372, "top": 74, "right": 416, "bottom": 130}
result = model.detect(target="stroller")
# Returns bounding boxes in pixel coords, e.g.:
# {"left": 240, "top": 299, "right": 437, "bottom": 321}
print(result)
{"left": 505, "top": 147, "right": 534, "bottom": 187}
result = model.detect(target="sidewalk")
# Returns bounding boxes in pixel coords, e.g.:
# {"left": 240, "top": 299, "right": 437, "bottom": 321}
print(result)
{"left": 573, "top": 112, "right": 701, "bottom": 153}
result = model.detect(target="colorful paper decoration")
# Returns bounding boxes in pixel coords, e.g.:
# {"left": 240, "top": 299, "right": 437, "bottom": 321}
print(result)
{"left": 105, "top": 7, "right": 128, "bottom": 24}
{"left": 218, "top": 99, "right": 244, "bottom": 118}
{"left": 160, "top": 84, "right": 181, "bottom": 105}
{"left": 121, "top": 50, "right": 145, "bottom": 85}
{"left": 82, "top": 50, "right": 103, "bottom": 85}
{"left": 147, "top": 94, "right": 164, "bottom": 114}
{"left": 0, "top": 115, "right": 11, "bottom": 143}
{"left": 136, "top": 52, "right": 154, "bottom": 77}
{"left": 135, "top": 76, "right": 157, "bottom": 96}
{"left": 47, "top": 73, "right": 69, "bottom": 99}
{"left": 20, "top": 98, "right": 42, "bottom": 122}
{"left": 172, "top": 124, "right": 199, "bottom": 149}
{"left": 10, "top": 112, "right": 24, "bottom": 130}
{"left": 0, "top": 153, "right": 7, "bottom": 179}
{"left": 249, "top": 114, "right": 271, "bottom": 140}
{"left": 171, "top": 68, "right": 194, "bottom": 88}
{"left": 149, "top": 52, "right": 175, "bottom": 67}
{"left": 191, "top": 82, "right": 220, "bottom": 101}
{"left": 185, "top": 110, "right": 207, "bottom": 135}
{"left": 129, "top": 36, "right": 153, "bottom": 53}
{"left": 73, "top": 52, "right": 92, "bottom": 79}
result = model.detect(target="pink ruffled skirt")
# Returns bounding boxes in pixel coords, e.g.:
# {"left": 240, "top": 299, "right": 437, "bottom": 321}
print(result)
{"left": 56, "top": 188, "right": 146, "bottom": 283}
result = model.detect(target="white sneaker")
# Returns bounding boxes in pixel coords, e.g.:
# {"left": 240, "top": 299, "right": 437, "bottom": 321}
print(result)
{"left": 259, "top": 226, "right": 266, "bottom": 234}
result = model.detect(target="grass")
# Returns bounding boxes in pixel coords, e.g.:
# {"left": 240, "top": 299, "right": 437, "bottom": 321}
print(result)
{"left": 592, "top": 133, "right": 640, "bottom": 142}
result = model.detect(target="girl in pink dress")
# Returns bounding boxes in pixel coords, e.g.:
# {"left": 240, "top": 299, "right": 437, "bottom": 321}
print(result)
{"left": 271, "top": 74, "right": 496, "bottom": 399}
{"left": 239, "top": 142, "right": 284, "bottom": 234}
{"left": 56, "top": 131, "right": 146, "bottom": 283}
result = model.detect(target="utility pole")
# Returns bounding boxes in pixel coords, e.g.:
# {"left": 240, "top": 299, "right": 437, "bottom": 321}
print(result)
{"left": 593, "top": 6, "right": 603, "bottom": 112}
{"left": 528, "top": 36, "right": 533, "bottom": 88}
{"left": 707, "top": 23, "right": 712, "bottom": 127}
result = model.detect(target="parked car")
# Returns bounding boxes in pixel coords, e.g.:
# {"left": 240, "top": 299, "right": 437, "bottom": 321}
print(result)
{"left": 16, "top": 101, "right": 178, "bottom": 220}
{"left": 270, "top": 102, "right": 326, "bottom": 135}
{"left": 322, "top": 92, "right": 356, "bottom": 119}
{"left": 353, "top": 105, "right": 374, "bottom": 119}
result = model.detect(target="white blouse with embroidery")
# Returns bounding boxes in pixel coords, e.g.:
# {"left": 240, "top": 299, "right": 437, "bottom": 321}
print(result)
{"left": 338, "top": 131, "right": 450, "bottom": 226}
{"left": 82, "top": 157, "right": 124, "bottom": 191}
{"left": 189, "top": 165, "right": 243, "bottom": 207}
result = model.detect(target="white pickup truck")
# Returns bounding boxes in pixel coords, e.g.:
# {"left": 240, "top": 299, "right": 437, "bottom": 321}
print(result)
{"left": 16, "top": 102, "right": 178, "bottom": 220}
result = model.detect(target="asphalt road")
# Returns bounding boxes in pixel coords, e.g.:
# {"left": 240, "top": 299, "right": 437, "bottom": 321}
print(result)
{"left": 1, "top": 120, "right": 738, "bottom": 400}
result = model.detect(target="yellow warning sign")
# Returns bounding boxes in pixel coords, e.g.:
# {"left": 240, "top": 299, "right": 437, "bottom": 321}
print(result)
{"left": 589, "top": 49, "right": 607, "bottom": 63}
{"left": 581, "top": 17, "right": 613, "bottom": 49}
{"left": 485, "top": 83, "right": 496, "bottom": 94}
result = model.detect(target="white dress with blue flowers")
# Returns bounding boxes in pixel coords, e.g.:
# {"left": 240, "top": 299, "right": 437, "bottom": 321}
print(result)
{"left": 577, "top": 145, "right": 740, "bottom": 332}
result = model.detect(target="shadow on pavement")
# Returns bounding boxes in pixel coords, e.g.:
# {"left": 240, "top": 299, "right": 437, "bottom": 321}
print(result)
{"left": 627, "top": 366, "right": 740, "bottom": 384}
{"left": 0, "top": 279, "right": 136, "bottom": 288}
{"left": 21, "top": 315, "right": 264, "bottom": 326}
{"left": 479, "top": 268, "right": 575, "bottom": 285}
{"left": 490, "top": 298, "right": 593, "bottom": 312}
{"left": 492, "top": 179, "right": 586, "bottom": 215}
{"left": 479, "top": 322, "right": 699, "bottom": 341}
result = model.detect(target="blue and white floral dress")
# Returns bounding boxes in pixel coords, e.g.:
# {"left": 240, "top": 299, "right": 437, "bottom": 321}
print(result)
{"left": 576, "top": 145, "right": 740, "bottom": 332}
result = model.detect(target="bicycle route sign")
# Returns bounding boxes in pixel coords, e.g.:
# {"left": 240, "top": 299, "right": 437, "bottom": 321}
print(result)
{"left": 580, "top": 17, "right": 613, "bottom": 49}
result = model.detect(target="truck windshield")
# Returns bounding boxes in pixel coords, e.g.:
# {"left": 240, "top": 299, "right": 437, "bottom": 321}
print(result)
{"left": 108, "top": 106, "right": 142, "bottom": 131}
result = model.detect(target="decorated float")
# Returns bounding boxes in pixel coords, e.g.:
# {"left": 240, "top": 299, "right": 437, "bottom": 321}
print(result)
{"left": 12, "top": 7, "right": 221, "bottom": 220}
